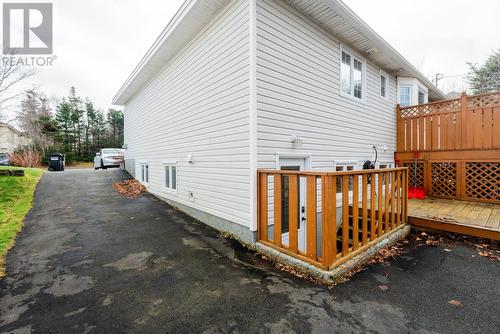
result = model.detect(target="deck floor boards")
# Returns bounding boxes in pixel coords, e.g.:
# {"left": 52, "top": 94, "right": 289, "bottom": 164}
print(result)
{"left": 408, "top": 198, "right": 500, "bottom": 240}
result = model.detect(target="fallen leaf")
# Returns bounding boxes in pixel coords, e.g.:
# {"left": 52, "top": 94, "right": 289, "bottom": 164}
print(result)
{"left": 448, "top": 300, "right": 462, "bottom": 307}
{"left": 112, "top": 179, "right": 146, "bottom": 198}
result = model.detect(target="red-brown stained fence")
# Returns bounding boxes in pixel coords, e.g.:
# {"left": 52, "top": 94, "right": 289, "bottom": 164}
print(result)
{"left": 257, "top": 168, "right": 408, "bottom": 270}
{"left": 396, "top": 91, "right": 500, "bottom": 204}
{"left": 397, "top": 91, "right": 500, "bottom": 152}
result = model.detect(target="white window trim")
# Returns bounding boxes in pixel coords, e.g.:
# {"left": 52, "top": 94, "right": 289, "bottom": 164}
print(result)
{"left": 339, "top": 44, "right": 367, "bottom": 103}
{"left": 138, "top": 161, "right": 149, "bottom": 185}
{"left": 162, "top": 161, "right": 178, "bottom": 194}
{"left": 333, "top": 160, "right": 362, "bottom": 170}
{"left": 379, "top": 70, "right": 390, "bottom": 100}
{"left": 274, "top": 153, "right": 312, "bottom": 170}
{"left": 333, "top": 161, "right": 364, "bottom": 203}
{"left": 399, "top": 84, "right": 412, "bottom": 107}
{"left": 417, "top": 85, "right": 428, "bottom": 105}
{"left": 377, "top": 161, "right": 395, "bottom": 169}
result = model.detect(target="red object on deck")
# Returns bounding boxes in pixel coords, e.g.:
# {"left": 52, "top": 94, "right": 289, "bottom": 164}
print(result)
{"left": 408, "top": 187, "right": 425, "bottom": 199}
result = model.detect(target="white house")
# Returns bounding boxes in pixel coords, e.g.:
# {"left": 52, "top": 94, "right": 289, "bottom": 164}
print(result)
{"left": 0, "top": 123, "right": 28, "bottom": 154}
{"left": 113, "top": 0, "right": 444, "bottom": 244}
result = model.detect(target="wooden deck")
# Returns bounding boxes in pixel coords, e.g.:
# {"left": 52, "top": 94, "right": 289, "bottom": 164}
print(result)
{"left": 408, "top": 198, "right": 500, "bottom": 241}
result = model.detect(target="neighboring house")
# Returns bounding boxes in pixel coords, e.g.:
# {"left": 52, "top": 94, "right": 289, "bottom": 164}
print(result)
{"left": 0, "top": 123, "right": 28, "bottom": 154}
{"left": 113, "top": 0, "right": 445, "bottom": 244}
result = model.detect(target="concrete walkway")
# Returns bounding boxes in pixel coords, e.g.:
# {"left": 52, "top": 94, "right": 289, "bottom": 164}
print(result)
{"left": 0, "top": 169, "right": 498, "bottom": 334}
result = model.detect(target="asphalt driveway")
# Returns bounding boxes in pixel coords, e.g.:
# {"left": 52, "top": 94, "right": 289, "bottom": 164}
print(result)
{"left": 1, "top": 169, "right": 499, "bottom": 334}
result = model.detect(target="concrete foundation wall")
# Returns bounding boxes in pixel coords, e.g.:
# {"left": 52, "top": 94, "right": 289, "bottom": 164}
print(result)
{"left": 124, "top": 159, "right": 136, "bottom": 178}
{"left": 152, "top": 192, "right": 257, "bottom": 245}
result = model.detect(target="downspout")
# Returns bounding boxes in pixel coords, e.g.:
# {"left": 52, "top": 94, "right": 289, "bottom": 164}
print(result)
{"left": 248, "top": 0, "right": 258, "bottom": 234}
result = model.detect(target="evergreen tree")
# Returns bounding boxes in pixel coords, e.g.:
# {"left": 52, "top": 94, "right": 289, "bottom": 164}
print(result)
{"left": 68, "top": 87, "right": 84, "bottom": 157}
{"left": 55, "top": 99, "right": 72, "bottom": 152}
{"left": 468, "top": 50, "right": 500, "bottom": 94}
{"left": 107, "top": 109, "right": 124, "bottom": 148}
{"left": 18, "top": 86, "right": 125, "bottom": 162}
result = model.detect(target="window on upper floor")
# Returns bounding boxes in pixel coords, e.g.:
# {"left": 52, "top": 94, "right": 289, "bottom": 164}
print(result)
{"left": 341, "top": 49, "right": 365, "bottom": 100}
{"left": 399, "top": 85, "right": 411, "bottom": 107}
{"left": 418, "top": 87, "right": 428, "bottom": 105}
{"left": 380, "top": 71, "right": 389, "bottom": 99}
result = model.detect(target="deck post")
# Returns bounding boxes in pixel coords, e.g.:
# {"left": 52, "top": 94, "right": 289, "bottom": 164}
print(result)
{"left": 322, "top": 175, "right": 336, "bottom": 268}
{"left": 258, "top": 172, "right": 268, "bottom": 242}
{"left": 396, "top": 104, "right": 403, "bottom": 151}
{"left": 460, "top": 92, "right": 467, "bottom": 150}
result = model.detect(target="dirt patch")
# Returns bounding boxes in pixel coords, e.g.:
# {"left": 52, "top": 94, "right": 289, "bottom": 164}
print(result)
{"left": 112, "top": 179, "right": 146, "bottom": 198}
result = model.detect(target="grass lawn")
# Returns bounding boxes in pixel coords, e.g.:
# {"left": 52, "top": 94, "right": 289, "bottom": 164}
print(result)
{"left": 66, "top": 161, "right": 93, "bottom": 169}
{"left": 0, "top": 166, "right": 44, "bottom": 276}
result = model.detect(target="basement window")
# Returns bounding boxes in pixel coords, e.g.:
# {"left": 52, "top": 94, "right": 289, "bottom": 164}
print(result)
{"left": 335, "top": 164, "right": 356, "bottom": 193}
{"left": 164, "top": 163, "right": 177, "bottom": 192}
{"left": 378, "top": 162, "right": 394, "bottom": 185}
{"left": 140, "top": 163, "right": 149, "bottom": 184}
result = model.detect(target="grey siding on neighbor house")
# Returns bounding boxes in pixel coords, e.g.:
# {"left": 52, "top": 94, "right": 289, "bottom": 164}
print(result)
{"left": 0, "top": 125, "right": 28, "bottom": 153}
{"left": 256, "top": 0, "right": 398, "bottom": 170}
{"left": 123, "top": 0, "right": 251, "bottom": 228}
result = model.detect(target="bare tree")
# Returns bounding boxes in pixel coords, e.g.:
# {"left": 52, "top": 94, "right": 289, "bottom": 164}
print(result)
{"left": 16, "top": 89, "right": 56, "bottom": 153}
{"left": 0, "top": 54, "right": 36, "bottom": 123}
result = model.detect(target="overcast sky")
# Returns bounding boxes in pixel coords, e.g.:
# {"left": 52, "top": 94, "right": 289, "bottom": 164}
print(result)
{"left": 17, "top": 0, "right": 500, "bottom": 113}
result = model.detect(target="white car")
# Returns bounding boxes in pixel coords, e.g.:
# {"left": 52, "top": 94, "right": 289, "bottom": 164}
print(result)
{"left": 94, "top": 148, "right": 124, "bottom": 170}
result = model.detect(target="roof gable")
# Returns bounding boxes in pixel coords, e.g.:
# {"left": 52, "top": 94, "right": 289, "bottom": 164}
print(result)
{"left": 113, "top": 0, "right": 444, "bottom": 105}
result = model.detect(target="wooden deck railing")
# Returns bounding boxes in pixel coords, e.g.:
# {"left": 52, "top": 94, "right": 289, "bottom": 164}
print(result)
{"left": 396, "top": 91, "right": 500, "bottom": 152}
{"left": 257, "top": 168, "right": 408, "bottom": 270}
{"left": 395, "top": 91, "right": 500, "bottom": 204}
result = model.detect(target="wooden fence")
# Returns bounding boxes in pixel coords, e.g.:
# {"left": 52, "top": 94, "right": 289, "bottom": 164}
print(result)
{"left": 396, "top": 91, "right": 500, "bottom": 204}
{"left": 257, "top": 168, "right": 408, "bottom": 270}
{"left": 397, "top": 91, "right": 500, "bottom": 152}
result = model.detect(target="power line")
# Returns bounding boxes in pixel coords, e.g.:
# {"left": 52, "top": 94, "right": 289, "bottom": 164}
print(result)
{"left": 440, "top": 73, "right": 468, "bottom": 79}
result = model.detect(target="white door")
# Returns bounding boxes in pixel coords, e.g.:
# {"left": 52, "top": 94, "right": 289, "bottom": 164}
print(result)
{"left": 278, "top": 157, "right": 307, "bottom": 252}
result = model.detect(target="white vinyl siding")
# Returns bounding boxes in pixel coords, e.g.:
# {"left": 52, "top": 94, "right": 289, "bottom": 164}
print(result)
{"left": 124, "top": 0, "right": 250, "bottom": 227}
{"left": 256, "top": 0, "right": 397, "bottom": 172}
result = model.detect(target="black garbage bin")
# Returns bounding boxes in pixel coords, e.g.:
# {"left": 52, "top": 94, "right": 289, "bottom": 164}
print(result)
{"left": 48, "top": 153, "right": 65, "bottom": 171}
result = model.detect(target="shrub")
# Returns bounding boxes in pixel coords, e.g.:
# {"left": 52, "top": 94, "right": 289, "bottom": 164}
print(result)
{"left": 10, "top": 147, "right": 42, "bottom": 168}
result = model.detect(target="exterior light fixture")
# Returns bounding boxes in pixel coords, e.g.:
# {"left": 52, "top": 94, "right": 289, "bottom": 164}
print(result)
{"left": 291, "top": 135, "right": 303, "bottom": 147}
